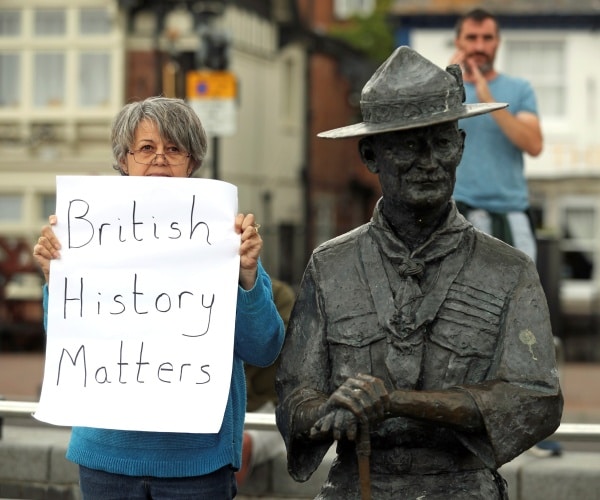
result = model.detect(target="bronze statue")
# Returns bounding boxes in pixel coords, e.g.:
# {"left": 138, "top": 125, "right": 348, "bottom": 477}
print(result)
{"left": 275, "top": 47, "right": 562, "bottom": 499}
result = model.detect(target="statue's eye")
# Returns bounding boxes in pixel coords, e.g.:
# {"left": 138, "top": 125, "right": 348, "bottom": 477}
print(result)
{"left": 401, "top": 139, "right": 419, "bottom": 151}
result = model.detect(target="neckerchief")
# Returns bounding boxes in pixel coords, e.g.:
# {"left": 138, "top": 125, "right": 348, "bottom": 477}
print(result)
{"left": 366, "top": 199, "right": 471, "bottom": 387}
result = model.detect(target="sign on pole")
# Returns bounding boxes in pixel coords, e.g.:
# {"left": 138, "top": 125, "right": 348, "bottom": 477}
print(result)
{"left": 186, "top": 70, "right": 237, "bottom": 136}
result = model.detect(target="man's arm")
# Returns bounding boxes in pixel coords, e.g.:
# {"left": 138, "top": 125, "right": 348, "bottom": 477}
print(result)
{"left": 468, "top": 61, "right": 542, "bottom": 156}
{"left": 489, "top": 108, "right": 542, "bottom": 156}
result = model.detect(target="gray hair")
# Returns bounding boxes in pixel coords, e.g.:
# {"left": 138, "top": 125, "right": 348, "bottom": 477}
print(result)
{"left": 111, "top": 96, "right": 208, "bottom": 176}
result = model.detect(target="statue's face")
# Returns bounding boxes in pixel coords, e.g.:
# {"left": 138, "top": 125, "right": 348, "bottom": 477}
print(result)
{"left": 370, "top": 122, "right": 464, "bottom": 211}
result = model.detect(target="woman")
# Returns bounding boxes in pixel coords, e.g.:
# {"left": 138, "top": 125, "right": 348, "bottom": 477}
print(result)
{"left": 33, "top": 96, "right": 285, "bottom": 499}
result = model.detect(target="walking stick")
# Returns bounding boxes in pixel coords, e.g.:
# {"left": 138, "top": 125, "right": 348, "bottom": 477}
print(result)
{"left": 356, "top": 419, "right": 372, "bottom": 500}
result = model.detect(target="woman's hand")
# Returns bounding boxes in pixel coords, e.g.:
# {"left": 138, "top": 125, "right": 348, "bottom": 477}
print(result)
{"left": 235, "top": 213, "right": 261, "bottom": 290}
{"left": 32, "top": 215, "right": 61, "bottom": 284}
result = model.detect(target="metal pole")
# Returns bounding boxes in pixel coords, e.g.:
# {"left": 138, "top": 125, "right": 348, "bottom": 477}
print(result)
{"left": 212, "top": 136, "right": 219, "bottom": 179}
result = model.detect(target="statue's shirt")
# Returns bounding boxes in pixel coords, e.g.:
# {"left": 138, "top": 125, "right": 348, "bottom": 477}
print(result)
{"left": 276, "top": 200, "right": 562, "bottom": 495}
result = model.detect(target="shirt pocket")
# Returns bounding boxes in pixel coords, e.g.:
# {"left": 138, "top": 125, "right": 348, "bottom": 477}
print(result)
{"left": 428, "top": 282, "right": 503, "bottom": 385}
{"left": 327, "top": 312, "right": 384, "bottom": 387}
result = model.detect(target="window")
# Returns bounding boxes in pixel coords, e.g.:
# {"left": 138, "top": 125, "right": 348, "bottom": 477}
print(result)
{"left": 0, "top": 10, "right": 20, "bottom": 36}
{"left": 0, "top": 10, "right": 21, "bottom": 107}
{"left": 34, "top": 53, "right": 65, "bottom": 107}
{"left": 0, "top": 5, "right": 120, "bottom": 113}
{"left": 0, "top": 194, "right": 23, "bottom": 222}
{"left": 0, "top": 53, "right": 20, "bottom": 106}
{"left": 79, "top": 52, "right": 111, "bottom": 106}
{"left": 334, "top": 0, "right": 375, "bottom": 20}
{"left": 504, "top": 40, "right": 566, "bottom": 118}
{"left": 40, "top": 194, "right": 56, "bottom": 220}
{"left": 561, "top": 203, "right": 596, "bottom": 280}
{"left": 34, "top": 9, "right": 66, "bottom": 36}
{"left": 80, "top": 8, "right": 111, "bottom": 35}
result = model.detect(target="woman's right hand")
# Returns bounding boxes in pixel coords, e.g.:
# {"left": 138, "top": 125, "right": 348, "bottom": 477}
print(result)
{"left": 33, "top": 215, "right": 61, "bottom": 284}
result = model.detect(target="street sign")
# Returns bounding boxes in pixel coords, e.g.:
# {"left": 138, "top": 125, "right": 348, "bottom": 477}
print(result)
{"left": 186, "top": 70, "right": 237, "bottom": 137}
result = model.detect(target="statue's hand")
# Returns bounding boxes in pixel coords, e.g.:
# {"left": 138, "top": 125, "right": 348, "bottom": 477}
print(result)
{"left": 311, "top": 408, "right": 358, "bottom": 441}
{"left": 332, "top": 373, "right": 390, "bottom": 421}
{"left": 310, "top": 373, "right": 390, "bottom": 441}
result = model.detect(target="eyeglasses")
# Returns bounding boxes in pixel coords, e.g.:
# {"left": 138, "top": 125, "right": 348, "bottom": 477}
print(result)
{"left": 128, "top": 146, "right": 191, "bottom": 166}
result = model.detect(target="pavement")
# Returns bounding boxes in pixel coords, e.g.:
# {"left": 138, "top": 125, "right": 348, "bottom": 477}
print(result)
{"left": 0, "top": 352, "right": 45, "bottom": 402}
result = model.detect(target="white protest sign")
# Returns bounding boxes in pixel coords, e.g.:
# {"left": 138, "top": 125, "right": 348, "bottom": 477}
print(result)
{"left": 34, "top": 176, "right": 240, "bottom": 433}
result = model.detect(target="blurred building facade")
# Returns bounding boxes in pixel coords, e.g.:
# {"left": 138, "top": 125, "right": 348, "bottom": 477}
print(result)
{"left": 5, "top": 0, "right": 597, "bottom": 358}
{"left": 0, "top": 0, "right": 380, "bottom": 347}
{"left": 391, "top": 0, "right": 600, "bottom": 356}
{"left": 0, "top": 0, "right": 309, "bottom": 341}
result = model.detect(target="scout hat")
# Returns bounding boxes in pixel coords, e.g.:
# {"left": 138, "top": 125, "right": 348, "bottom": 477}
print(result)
{"left": 318, "top": 46, "right": 507, "bottom": 139}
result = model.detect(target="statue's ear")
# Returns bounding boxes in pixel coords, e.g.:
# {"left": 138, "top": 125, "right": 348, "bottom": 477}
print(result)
{"left": 359, "top": 137, "right": 378, "bottom": 174}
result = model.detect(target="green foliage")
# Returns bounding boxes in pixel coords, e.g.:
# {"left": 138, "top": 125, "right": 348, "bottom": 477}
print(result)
{"left": 328, "top": 0, "right": 395, "bottom": 64}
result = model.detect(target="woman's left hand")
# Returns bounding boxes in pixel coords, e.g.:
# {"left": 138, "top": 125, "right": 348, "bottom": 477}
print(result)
{"left": 236, "top": 213, "right": 261, "bottom": 290}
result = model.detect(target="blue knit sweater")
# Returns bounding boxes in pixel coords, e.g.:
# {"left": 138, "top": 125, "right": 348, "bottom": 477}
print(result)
{"left": 42, "top": 262, "right": 284, "bottom": 477}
